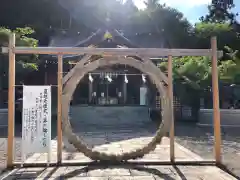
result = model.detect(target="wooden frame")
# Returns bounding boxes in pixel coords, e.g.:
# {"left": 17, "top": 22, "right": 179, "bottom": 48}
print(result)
{"left": 2, "top": 46, "right": 223, "bottom": 57}
{"left": 2, "top": 34, "right": 222, "bottom": 168}
{"left": 7, "top": 34, "right": 15, "bottom": 167}
{"left": 211, "top": 37, "right": 222, "bottom": 164}
{"left": 57, "top": 55, "right": 63, "bottom": 164}
{"left": 168, "top": 55, "right": 175, "bottom": 162}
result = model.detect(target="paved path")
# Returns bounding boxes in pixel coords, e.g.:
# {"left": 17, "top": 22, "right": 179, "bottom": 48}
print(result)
{"left": 174, "top": 123, "right": 240, "bottom": 177}
{"left": 0, "top": 137, "right": 236, "bottom": 179}
{"left": 0, "top": 106, "right": 237, "bottom": 179}
{"left": 1, "top": 164, "right": 236, "bottom": 179}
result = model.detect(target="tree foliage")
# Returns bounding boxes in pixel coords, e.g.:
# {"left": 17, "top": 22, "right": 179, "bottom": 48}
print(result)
{"left": 0, "top": 0, "right": 70, "bottom": 45}
{"left": 193, "top": 22, "right": 239, "bottom": 51}
{"left": 200, "top": 0, "right": 237, "bottom": 24}
{"left": 0, "top": 27, "right": 39, "bottom": 88}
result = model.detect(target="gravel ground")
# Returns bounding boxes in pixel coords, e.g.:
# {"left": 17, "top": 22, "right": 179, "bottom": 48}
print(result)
{"left": 174, "top": 122, "right": 240, "bottom": 178}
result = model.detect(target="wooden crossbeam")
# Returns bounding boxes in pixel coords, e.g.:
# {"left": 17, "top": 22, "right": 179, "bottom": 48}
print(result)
{"left": 1, "top": 47, "right": 223, "bottom": 57}
{"left": 57, "top": 55, "right": 63, "bottom": 164}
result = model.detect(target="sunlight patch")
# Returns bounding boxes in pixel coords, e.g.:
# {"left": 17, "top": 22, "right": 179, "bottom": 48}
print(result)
{"left": 161, "top": 0, "right": 211, "bottom": 7}
{"left": 131, "top": 0, "right": 211, "bottom": 9}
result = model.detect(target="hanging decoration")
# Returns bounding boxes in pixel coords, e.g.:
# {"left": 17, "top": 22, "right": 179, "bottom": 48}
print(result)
{"left": 142, "top": 74, "right": 146, "bottom": 83}
{"left": 88, "top": 73, "right": 93, "bottom": 82}
{"left": 103, "top": 30, "right": 113, "bottom": 40}
{"left": 105, "top": 74, "right": 112, "bottom": 82}
{"left": 124, "top": 74, "right": 128, "bottom": 83}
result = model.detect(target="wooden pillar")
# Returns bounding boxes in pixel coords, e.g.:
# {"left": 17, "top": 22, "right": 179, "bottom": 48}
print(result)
{"left": 89, "top": 81, "right": 93, "bottom": 103}
{"left": 211, "top": 36, "right": 222, "bottom": 164}
{"left": 7, "top": 33, "right": 15, "bottom": 168}
{"left": 44, "top": 60, "right": 48, "bottom": 85}
{"left": 57, "top": 55, "right": 63, "bottom": 164}
{"left": 123, "top": 79, "right": 127, "bottom": 104}
{"left": 168, "top": 55, "right": 175, "bottom": 162}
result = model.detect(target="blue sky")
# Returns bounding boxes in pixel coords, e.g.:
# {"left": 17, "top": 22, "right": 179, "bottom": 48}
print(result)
{"left": 133, "top": 0, "right": 240, "bottom": 24}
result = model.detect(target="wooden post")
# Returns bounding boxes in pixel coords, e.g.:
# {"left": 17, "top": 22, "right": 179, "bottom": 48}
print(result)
{"left": 7, "top": 33, "right": 15, "bottom": 168}
{"left": 211, "top": 37, "right": 222, "bottom": 164}
{"left": 123, "top": 79, "right": 127, "bottom": 104}
{"left": 89, "top": 80, "right": 93, "bottom": 103}
{"left": 44, "top": 60, "right": 48, "bottom": 85}
{"left": 168, "top": 55, "right": 175, "bottom": 162}
{"left": 57, "top": 55, "right": 63, "bottom": 164}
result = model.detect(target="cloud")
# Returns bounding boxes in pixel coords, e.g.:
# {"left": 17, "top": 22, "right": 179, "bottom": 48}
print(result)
{"left": 132, "top": 0, "right": 212, "bottom": 23}
{"left": 133, "top": 0, "right": 211, "bottom": 9}
{"left": 159, "top": 0, "right": 211, "bottom": 8}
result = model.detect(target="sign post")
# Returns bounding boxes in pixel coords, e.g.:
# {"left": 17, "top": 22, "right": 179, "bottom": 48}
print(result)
{"left": 21, "top": 86, "right": 51, "bottom": 164}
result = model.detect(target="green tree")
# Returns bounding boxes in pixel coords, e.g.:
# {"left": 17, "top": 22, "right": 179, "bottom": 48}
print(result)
{"left": 0, "top": 27, "right": 39, "bottom": 89}
{"left": 128, "top": 1, "right": 193, "bottom": 48}
{"left": 193, "top": 22, "right": 238, "bottom": 50}
{"left": 158, "top": 56, "right": 212, "bottom": 118}
{"left": 0, "top": 0, "right": 70, "bottom": 45}
{"left": 219, "top": 46, "right": 240, "bottom": 84}
{"left": 200, "top": 0, "right": 237, "bottom": 24}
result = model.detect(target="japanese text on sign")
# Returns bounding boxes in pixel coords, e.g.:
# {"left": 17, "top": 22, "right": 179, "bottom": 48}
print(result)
{"left": 21, "top": 86, "right": 51, "bottom": 154}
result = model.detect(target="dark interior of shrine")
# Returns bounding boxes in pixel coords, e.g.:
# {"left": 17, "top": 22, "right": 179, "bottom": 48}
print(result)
{"left": 71, "top": 64, "right": 157, "bottom": 106}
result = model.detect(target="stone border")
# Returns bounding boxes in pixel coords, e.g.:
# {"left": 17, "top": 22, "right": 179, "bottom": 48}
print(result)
{"left": 0, "top": 109, "right": 8, "bottom": 127}
{"left": 198, "top": 109, "right": 240, "bottom": 127}
{"left": 0, "top": 109, "right": 8, "bottom": 113}
{"left": 62, "top": 57, "right": 171, "bottom": 161}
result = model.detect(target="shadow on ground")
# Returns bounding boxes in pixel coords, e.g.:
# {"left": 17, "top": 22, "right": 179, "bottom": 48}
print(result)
{"left": 1, "top": 165, "right": 190, "bottom": 180}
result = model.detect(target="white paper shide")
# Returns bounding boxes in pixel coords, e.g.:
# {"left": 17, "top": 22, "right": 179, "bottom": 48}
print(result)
{"left": 21, "top": 86, "right": 51, "bottom": 157}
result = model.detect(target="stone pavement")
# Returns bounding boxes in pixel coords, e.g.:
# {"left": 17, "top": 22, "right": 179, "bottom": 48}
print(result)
{"left": 174, "top": 124, "right": 240, "bottom": 178}
{"left": 0, "top": 106, "right": 237, "bottom": 179}
{"left": 1, "top": 164, "right": 235, "bottom": 179}
{"left": 0, "top": 136, "right": 202, "bottom": 170}
{"left": 0, "top": 136, "right": 236, "bottom": 179}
